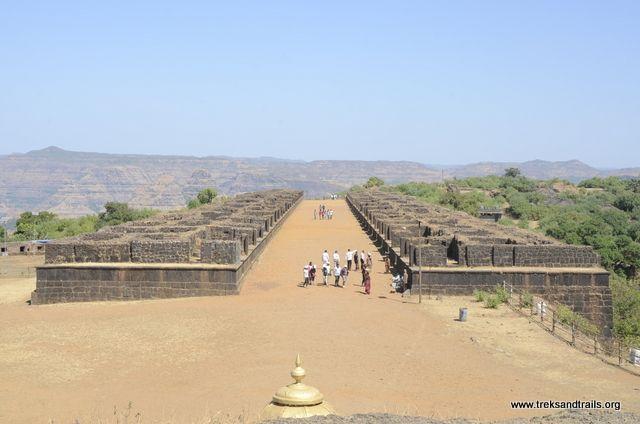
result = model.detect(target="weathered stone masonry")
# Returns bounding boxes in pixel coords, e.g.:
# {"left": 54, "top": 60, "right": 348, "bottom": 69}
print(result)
{"left": 346, "top": 188, "right": 613, "bottom": 334}
{"left": 32, "top": 189, "right": 303, "bottom": 304}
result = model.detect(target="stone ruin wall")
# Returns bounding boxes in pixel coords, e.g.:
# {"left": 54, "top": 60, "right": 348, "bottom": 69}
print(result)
{"left": 346, "top": 188, "right": 613, "bottom": 334}
{"left": 32, "top": 189, "right": 303, "bottom": 304}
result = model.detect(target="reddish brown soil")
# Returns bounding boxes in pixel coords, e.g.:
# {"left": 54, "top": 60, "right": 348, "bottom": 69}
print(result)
{"left": 0, "top": 200, "right": 638, "bottom": 423}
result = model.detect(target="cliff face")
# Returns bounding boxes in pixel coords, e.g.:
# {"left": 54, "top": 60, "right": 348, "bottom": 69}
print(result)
{"left": 0, "top": 147, "right": 442, "bottom": 218}
{"left": 1, "top": 147, "right": 637, "bottom": 219}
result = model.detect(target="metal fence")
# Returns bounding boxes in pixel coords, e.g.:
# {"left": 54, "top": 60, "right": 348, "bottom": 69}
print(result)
{"left": 502, "top": 282, "right": 640, "bottom": 377}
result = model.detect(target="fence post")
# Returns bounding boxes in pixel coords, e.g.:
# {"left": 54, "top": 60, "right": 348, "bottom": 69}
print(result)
{"left": 594, "top": 335, "right": 597, "bottom": 355}
{"left": 571, "top": 322, "right": 576, "bottom": 346}
{"left": 618, "top": 339, "right": 623, "bottom": 365}
{"left": 552, "top": 310, "right": 556, "bottom": 334}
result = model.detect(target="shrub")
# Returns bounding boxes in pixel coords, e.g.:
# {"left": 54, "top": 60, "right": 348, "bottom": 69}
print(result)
{"left": 494, "top": 284, "right": 510, "bottom": 303}
{"left": 473, "top": 289, "right": 488, "bottom": 302}
{"left": 610, "top": 275, "right": 640, "bottom": 345}
{"left": 484, "top": 295, "right": 501, "bottom": 309}
{"left": 520, "top": 291, "right": 534, "bottom": 308}
{"left": 555, "top": 304, "right": 599, "bottom": 336}
{"left": 197, "top": 188, "right": 217, "bottom": 205}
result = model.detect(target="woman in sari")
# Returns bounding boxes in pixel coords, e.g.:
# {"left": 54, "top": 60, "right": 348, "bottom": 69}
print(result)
{"left": 363, "top": 267, "right": 371, "bottom": 295}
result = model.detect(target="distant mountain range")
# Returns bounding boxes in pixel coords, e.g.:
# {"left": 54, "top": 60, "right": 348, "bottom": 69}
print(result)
{"left": 0, "top": 146, "right": 638, "bottom": 219}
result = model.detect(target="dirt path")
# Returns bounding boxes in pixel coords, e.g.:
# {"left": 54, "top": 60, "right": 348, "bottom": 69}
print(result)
{"left": 0, "top": 200, "right": 638, "bottom": 423}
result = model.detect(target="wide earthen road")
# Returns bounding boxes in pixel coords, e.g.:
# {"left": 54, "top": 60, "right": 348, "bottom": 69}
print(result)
{"left": 0, "top": 200, "right": 639, "bottom": 423}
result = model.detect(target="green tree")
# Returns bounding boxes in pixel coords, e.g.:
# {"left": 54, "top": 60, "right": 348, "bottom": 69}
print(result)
{"left": 625, "top": 178, "right": 640, "bottom": 194}
{"left": 610, "top": 275, "right": 640, "bottom": 345}
{"left": 364, "top": 177, "right": 385, "bottom": 188}
{"left": 97, "top": 202, "right": 154, "bottom": 228}
{"left": 613, "top": 193, "right": 640, "bottom": 212}
{"left": 196, "top": 188, "right": 217, "bottom": 205}
{"left": 14, "top": 211, "right": 57, "bottom": 240}
{"left": 504, "top": 167, "right": 521, "bottom": 178}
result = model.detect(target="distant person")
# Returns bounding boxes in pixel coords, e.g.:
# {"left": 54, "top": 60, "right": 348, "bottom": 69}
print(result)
{"left": 361, "top": 265, "right": 367, "bottom": 286}
{"left": 303, "top": 262, "right": 311, "bottom": 287}
{"left": 309, "top": 263, "right": 317, "bottom": 285}
{"left": 340, "top": 266, "right": 349, "bottom": 286}
{"left": 322, "top": 262, "right": 331, "bottom": 285}
{"left": 313, "top": 209, "right": 317, "bottom": 220}
{"left": 360, "top": 250, "right": 366, "bottom": 269}
{"left": 322, "top": 249, "right": 329, "bottom": 265}
{"left": 333, "top": 250, "right": 340, "bottom": 267}
{"left": 367, "top": 252, "right": 372, "bottom": 268}
{"left": 390, "top": 273, "right": 404, "bottom": 293}
{"left": 363, "top": 268, "right": 371, "bottom": 295}
{"left": 346, "top": 249, "right": 353, "bottom": 270}
{"left": 384, "top": 256, "right": 390, "bottom": 273}
{"left": 334, "top": 264, "right": 341, "bottom": 287}
{"left": 353, "top": 250, "right": 359, "bottom": 270}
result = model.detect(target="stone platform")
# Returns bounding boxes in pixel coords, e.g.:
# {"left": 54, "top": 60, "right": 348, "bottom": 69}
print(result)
{"left": 32, "top": 190, "right": 303, "bottom": 304}
{"left": 346, "top": 189, "right": 613, "bottom": 334}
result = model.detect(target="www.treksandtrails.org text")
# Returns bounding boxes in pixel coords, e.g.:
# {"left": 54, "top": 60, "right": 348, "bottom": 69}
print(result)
{"left": 511, "top": 400, "right": 621, "bottom": 411}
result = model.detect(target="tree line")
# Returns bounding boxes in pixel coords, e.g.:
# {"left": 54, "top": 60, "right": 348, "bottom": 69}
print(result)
{"left": 4, "top": 188, "right": 219, "bottom": 241}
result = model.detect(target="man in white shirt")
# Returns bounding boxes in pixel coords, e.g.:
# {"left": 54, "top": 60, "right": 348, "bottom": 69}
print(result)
{"left": 333, "top": 250, "right": 340, "bottom": 267}
{"left": 333, "top": 264, "right": 341, "bottom": 287}
{"left": 322, "top": 249, "right": 329, "bottom": 265}
{"left": 303, "top": 263, "right": 311, "bottom": 287}
{"left": 346, "top": 249, "right": 353, "bottom": 270}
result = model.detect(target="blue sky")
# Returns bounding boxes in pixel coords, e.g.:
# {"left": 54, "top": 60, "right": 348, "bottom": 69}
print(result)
{"left": 1, "top": 1, "right": 638, "bottom": 167}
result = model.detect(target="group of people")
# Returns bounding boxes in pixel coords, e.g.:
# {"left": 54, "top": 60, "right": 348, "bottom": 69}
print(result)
{"left": 302, "top": 248, "right": 373, "bottom": 294}
{"left": 315, "top": 204, "right": 334, "bottom": 220}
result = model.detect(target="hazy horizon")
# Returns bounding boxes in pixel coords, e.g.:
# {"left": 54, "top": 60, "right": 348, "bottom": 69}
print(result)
{"left": 2, "top": 145, "right": 638, "bottom": 170}
{"left": 2, "top": 1, "right": 639, "bottom": 168}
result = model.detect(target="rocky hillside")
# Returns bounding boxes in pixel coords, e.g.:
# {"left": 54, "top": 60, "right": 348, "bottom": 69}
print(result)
{"left": 1, "top": 147, "right": 637, "bottom": 219}
{"left": 0, "top": 147, "right": 443, "bottom": 218}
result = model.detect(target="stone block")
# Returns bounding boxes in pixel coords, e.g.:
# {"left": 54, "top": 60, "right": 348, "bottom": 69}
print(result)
{"left": 201, "top": 240, "right": 241, "bottom": 264}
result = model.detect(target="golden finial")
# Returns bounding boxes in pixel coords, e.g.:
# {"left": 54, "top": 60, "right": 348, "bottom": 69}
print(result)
{"left": 291, "top": 353, "right": 305, "bottom": 383}
{"left": 260, "top": 355, "right": 336, "bottom": 420}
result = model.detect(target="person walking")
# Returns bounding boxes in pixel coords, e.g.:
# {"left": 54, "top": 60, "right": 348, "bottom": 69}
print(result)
{"left": 309, "top": 263, "right": 316, "bottom": 285}
{"left": 360, "top": 250, "right": 366, "bottom": 270}
{"left": 322, "top": 262, "right": 330, "bottom": 285}
{"left": 322, "top": 249, "right": 330, "bottom": 265}
{"left": 384, "top": 256, "right": 390, "bottom": 273}
{"left": 340, "top": 266, "right": 349, "bottom": 286}
{"left": 303, "top": 262, "right": 311, "bottom": 287}
{"left": 353, "top": 250, "right": 359, "bottom": 270}
{"left": 361, "top": 265, "right": 367, "bottom": 286}
{"left": 367, "top": 252, "right": 373, "bottom": 268}
{"left": 333, "top": 250, "right": 340, "bottom": 267}
{"left": 313, "top": 209, "right": 317, "bottom": 220}
{"left": 346, "top": 249, "right": 353, "bottom": 270}
{"left": 333, "top": 264, "right": 341, "bottom": 287}
{"left": 363, "top": 267, "right": 371, "bottom": 295}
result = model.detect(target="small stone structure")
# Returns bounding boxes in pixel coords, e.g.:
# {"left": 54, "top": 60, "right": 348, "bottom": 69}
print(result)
{"left": 0, "top": 241, "right": 46, "bottom": 256}
{"left": 32, "top": 189, "right": 303, "bottom": 304}
{"left": 346, "top": 188, "right": 612, "bottom": 334}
